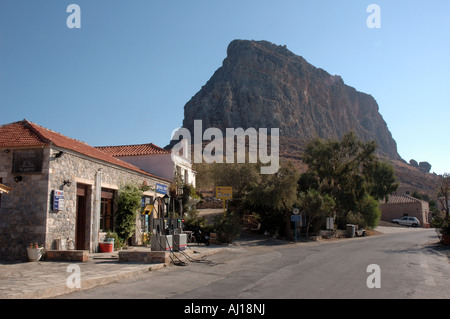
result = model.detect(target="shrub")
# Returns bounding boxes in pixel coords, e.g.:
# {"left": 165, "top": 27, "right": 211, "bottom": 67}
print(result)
{"left": 213, "top": 211, "right": 242, "bottom": 243}
{"left": 116, "top": 183, "right": 143, "bottom": 243}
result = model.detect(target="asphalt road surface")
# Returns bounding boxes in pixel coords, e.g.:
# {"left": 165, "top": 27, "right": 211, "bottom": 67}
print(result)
{"left": 59, "top": 228, "right": 450, "bottom": 299}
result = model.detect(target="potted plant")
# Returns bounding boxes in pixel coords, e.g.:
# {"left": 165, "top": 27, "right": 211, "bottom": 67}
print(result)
{"left": 27, "top": 243, "right": 44, "bottom": 262}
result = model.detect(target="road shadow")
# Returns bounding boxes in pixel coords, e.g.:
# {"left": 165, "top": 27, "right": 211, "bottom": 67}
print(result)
{"left": 231, "top": 230, "right": 295, "bottom": 248}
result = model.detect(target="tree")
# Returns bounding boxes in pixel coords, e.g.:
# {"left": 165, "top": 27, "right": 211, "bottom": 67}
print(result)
{"left": 116, "top": 184, "right": 143, "bottom": 243}
{"left": 296, "top": 189, "right": 335, "bottom": 237}
{"left": 364, "top": 160, "right": 398, "bottom": 202}
{"left": 211, "top": 162, "right": 261, "bottom": 199}
{"left": 438, "top": 173, "right": 450, "bottom": 220}
{"left": 245, "top": 161, "right": 300, "bottom": 239}
{"left": 301, "top": 132, "right": 397, "bottom": 228}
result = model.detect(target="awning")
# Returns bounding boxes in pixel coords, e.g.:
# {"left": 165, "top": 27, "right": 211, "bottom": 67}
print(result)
{"left": 0, "top": 183, "right": 13, "bottom": 194}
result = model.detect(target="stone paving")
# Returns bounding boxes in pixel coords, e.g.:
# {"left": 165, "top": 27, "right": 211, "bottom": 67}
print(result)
{"left": 0, "top": 226, "right": 447, "bottom": 299}
{"left": 0, "top": 245, "right": 223, "bottom": 299}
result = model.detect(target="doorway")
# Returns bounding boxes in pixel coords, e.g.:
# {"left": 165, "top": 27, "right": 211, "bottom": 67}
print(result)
{"left": 76, "top": 184, "right": 88, "bottom": 250}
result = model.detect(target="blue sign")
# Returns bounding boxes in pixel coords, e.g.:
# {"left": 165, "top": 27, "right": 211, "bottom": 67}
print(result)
{"left": 156, "top": 183, "right": 168, "bottom": 195}
{"left": 291, "top": 215, "right": 302, "bottom": 222}
{"left": 53, "top": 190, "right": 64, "bottom": 211}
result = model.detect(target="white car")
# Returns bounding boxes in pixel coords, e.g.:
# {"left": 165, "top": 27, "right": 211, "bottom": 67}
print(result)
{"left": 392, "top": 216, "right": 420, "bottom": 227}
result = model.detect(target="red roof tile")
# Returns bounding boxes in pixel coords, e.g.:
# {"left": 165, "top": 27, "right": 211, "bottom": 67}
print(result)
{"left": 0, "top": 120, "right": 171, "bottom": 183}
{"left": 96, "top": 143, "right": 170, "bottom": 157}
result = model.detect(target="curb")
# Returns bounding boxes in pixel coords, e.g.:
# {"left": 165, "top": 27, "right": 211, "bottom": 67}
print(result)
{"left": 7, "top": 263, "right": 166, "bottom": 299}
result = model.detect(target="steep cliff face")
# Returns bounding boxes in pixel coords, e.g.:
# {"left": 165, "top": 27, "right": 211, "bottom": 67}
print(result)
{"left": 182, "top": 39, "right": 401, "bottom": 160}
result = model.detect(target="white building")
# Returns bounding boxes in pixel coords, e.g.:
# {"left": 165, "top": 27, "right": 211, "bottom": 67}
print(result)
{"left": 97, "top": 142, "right": 196, "bottom": 187}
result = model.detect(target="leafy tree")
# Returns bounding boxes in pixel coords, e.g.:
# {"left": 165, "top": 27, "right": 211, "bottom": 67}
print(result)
{"left": 116, "top": 184, "right": 143, "bottom": 243}
{"left": 296, "top": 189, "right": 335, "bottom": 237}
{"left": 211, "top": 162, "right": 261, "bottom": 199}
{"left": 245, "top": 161, "right": 300, "bottom": 238}
{"left": 301, "top": 132, "right": 397, "bottom": 228}
{"left": 438, "top": 173, "right": 450, "bottom": 220}
{"left": 363, "top": 160, "right": 398, "bottom": 202}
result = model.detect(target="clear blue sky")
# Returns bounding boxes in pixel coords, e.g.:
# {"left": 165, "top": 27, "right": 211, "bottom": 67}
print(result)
{"left": 1, "top": 1, "right": 449, "bottom": 174}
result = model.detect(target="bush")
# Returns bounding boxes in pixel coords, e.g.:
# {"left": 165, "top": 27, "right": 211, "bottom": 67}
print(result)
{"left": 213, "top": 211, "right": 242, "bottom": 243}
{"left": 116, "top": 184, "right": 143, "bottom": 243}
{"left": 183, "top": 213, "right": 210, "bottom": 232}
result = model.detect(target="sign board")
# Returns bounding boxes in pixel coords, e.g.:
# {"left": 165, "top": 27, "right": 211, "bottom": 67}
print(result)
{"left": 142, "top": 204, "right": 154, "bottom": 215}
{"left": 52, "top": 190, "right": 64, "bottom": 211}
{"left": 12, "top": 149, "right": 43, "bottom": 174}
{"left": 216, "top": 186, "right": 232, "bottom": 199}
{"left": 326, "top": 217, "right": 334, "bottom": 230}
{"left": 156, "top": 183, "right": 168, "bottom": 195}
{"left": 291, "top": 215, "right": 302, "bottom": 222}
{"left": 293, "top": 208, "right": 300, "bottom": 215}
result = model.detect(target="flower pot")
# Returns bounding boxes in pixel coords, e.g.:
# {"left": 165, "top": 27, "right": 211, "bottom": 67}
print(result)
{"left": 99, "top": 242, "right": 114, "bottom": 253}
{"left": 27, "top": 247, "right": 43, "bottom": 262}
{"left": 443, "top": 234, "right": 450, "bottom": 246}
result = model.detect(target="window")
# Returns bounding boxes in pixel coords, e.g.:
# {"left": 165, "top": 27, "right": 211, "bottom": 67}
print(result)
{"left": 100, "top": 189, "right": 114, "bottom": 231}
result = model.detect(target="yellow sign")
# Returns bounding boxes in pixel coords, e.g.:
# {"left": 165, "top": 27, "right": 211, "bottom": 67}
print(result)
{"left": 142, "top": 204, "right": 154, "bottom": 215}
{"left": 216, "top": 186, "right": 232, "bottom": 199}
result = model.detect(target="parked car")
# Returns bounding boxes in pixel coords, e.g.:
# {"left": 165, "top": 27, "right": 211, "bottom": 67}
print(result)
{"left": 392, "top": 216, "right": 420, "bottom": 227}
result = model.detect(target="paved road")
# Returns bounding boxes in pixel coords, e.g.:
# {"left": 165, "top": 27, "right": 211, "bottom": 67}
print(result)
{"left": 59, "top": 228, "right": 450, "bottom": 299}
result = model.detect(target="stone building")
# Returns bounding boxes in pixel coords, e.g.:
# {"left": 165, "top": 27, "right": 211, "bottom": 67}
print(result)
{"left": 379, "top": 194, "right": 430, "bottom": 227}
{"left": 97, "top": 140, "right": 196, "bottom": 187}
{"left": 0, "top": 120, "right": 172, "bottom": 261}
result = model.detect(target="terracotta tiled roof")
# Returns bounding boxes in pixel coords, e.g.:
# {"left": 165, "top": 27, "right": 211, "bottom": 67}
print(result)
{"left": 96, "top": 143, "right": 170, "bottom": 157}
{"left": 381, "top": 194, "right": 424, "bottom": 205}
{"left": 0, "top": 120, "right": 171, "bottom": 182}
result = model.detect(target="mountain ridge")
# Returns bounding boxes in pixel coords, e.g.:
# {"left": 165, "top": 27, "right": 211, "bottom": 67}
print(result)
{"left": 183, "top": 39, "right": 401, "bottom": 160}
{"left": 178, "top": 39, "right": 439, "bottom": 196}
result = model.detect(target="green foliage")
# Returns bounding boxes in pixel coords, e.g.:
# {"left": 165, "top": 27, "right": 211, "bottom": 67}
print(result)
{"left": 296, "top": 189, "right": 335, "bottom": 237}
{"left": 211, "top": 162, "right": 262, "bottom": 199}
{"left": 355, "top": 195, "right": 381, "bottom": 229}
{"left": 183, "top": 214, "right": 210, "bottom": 232}
{"left": 245, "top": 161, "right": 300, "bottom": 238}
{"left": 105, "top": 230, "right": 125, "bottom": 250}
{"left": 115, "top": 183, "right": 143, "bottom": 242}
{"left": 301, "top": 132, "right": 397, "bottom": 228}
{"left": 213, "top": 211, "right": 242, "bottom": 243}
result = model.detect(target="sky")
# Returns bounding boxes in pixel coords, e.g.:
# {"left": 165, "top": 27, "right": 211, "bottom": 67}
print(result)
{"left": 0, "top": 0, "right": 449, "bottom": 174}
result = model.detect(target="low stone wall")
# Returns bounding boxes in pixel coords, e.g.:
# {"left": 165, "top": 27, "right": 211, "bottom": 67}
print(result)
{"left": 118, "top": 251, "right": 171, "bottom": 265}
{"left": 45, "top": 250, "right": 90, "bottom": 262}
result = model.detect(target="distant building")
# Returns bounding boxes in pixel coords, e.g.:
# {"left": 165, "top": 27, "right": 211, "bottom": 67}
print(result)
{"left": 0, "top": 120, "right": 171, "bottom": 261}
{"left": 379, "top": 194, "right": 430, "bottom": 227}
{"left": 97, "top": 141, "right": 196, "bottom": 188}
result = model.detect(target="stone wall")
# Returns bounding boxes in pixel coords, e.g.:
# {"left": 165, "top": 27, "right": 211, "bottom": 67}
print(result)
{"left": 0, "top": 145, "right": 170, "bottom": 261}
{"left": 0, "top": 147, "right": 51, "bottom": 261}
{"left": 379, "top": 201, "right": 428, "bottom": 226}
{"left": 47, "top": 147, "right": 170, "bottom": 254}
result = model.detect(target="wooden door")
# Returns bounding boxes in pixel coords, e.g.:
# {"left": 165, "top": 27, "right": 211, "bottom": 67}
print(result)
{"left": 76, "top": 184, "right": 87, "bottom": 250}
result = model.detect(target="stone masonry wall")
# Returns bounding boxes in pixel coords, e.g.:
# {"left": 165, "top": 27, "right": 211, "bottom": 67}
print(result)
{"left": 47, "top": 147, "right": 170, "bottom": 254}
{"left": 0, "top": 147, "right": 51, "bottom": 261}
{"left": 0, "top": 146, "right": 170, "bottom": 261}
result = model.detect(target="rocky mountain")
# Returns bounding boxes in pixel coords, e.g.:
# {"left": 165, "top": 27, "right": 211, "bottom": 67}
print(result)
{"left": 179, "top": 39, "right": 439, "bottom": 196}
{"left": 182, "top": 39, "right": 401, "bottom": 160}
